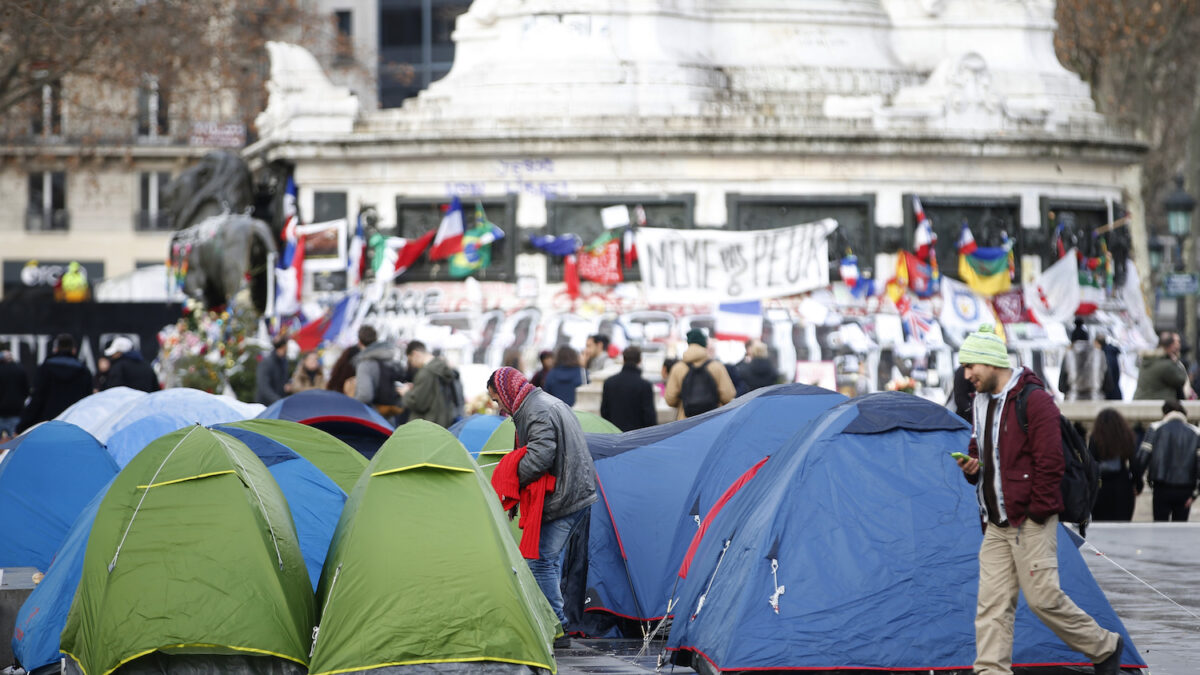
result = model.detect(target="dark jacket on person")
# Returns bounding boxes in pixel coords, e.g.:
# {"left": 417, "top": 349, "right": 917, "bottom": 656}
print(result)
{"left": 255, "top": 350, "right": 289, "bottom": 405}
{"left": 1090, "top": 438, "right": 1137, "bottom": 522}
{"left": 543, "top": 365, "right": 587, "bottom": 407}
{"left": 1133, "top": 349, "right": 1189, "bottom": 401}
{"left": 0, "top": 359, "right": 30, "bottom": 417}
{"left": 103, "top": 351, "right": 159, "bottom": 393}
{"left": 738, "top": 357, "right": 780, "bottom": 393}
{"left": 600, "top": 364, "right": 657, "bottom": 432}
{"left": 1138, "top": 411, "right": 1200, "bottom": 489}
{"left": 965, "top": 368, "right": 1064, "bottom": 529}
{"left": 1100, "top": 343, "right": 1123, "bottom": 401}
{"left": 402, "top": 356, "right": 459, "bottom": 428}
{"left": 512, "top": 388, "right": 598, "bottom": 522}
{"left": 18, "top": 352, "right": 93, "bottom": 432}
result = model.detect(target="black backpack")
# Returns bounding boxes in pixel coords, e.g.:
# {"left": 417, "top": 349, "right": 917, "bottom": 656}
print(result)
{"left": 373, "top": 360, "right": 403, "bottom": 407}
{"left": 441, "top": 369, "right": 465, "bottom": 424}
{"left": 1015, "top": 383, "right": 1100, "bottom": 533}
{"left": 680, "top": 360, "right": 720, "bottom": 417}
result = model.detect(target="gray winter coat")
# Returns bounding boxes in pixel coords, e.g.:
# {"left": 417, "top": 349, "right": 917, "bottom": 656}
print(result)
{"left": 352, "top": 341, "right": 397, "bottom": 404}
{"left": 512, "top": 388, "right": 598, "bottom": 522}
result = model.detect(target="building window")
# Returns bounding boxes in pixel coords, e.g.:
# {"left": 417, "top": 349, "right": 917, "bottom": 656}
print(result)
{"left": 137, "top": 78, "right": 169, "bottom": 138}
{"left": 726, "top": 195, "right": 877, "bottom": 279}
{"left": 1039, "top": 198, "right": 1129, "bottom": 287}
{"left": 334, "top": 10, "right": 354, "bottom": 61}
{"left": 378, "top": 0, "right": 471, "bottom": 107}
{"left": 393, "top": 195, "right": 517, "bottom": 281}
{"left": 27, "top": 171, "right": 69, "bottom": 231}
{"left": 31, "top": 81, "right": 62, "bottom": 136}
{"left": 543, "top": 195, "right": 696, "bottom": 282}
{"left": 136, "top": 172, "right": 172, "bottom": 230}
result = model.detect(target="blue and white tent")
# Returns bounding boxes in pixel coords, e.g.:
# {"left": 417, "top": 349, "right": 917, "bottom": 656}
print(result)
{"left": 0, "top": 421, "right": 116, "bottom": 570}
{"left": 577, "top": 384, "right": 845, "bottom": 628}
{"left": 665, "top": 392, "right": 1145, "bottom": 672}
{"left": 55, "top": 387, "right": 148, "bottom": 437}
{"left": 99, "top": 389, "right": 263, "bottom": 465}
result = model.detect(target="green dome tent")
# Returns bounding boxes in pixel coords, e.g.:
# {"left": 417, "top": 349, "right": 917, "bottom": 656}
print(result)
{"left": 60, "top": 425, "right": 315, "bottom": 675}
{"left": 309, "top": 420, "right": 559, "bottom": 675}
{"left": 215, "top": 418, "right": 368, "bottom": 494}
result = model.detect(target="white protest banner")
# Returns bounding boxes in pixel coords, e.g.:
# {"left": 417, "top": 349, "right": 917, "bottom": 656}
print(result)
{"left": 635, "top": 219, "right": 838, "bottom": 304}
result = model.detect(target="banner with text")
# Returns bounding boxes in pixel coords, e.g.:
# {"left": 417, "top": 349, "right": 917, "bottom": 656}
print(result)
{"left": 636, "top": 219, "right": 838, "bottom": 303}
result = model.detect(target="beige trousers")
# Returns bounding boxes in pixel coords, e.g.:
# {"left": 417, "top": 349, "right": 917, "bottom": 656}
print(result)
{"left": 975, "top": 515, "right": 1118, "bottom": 675}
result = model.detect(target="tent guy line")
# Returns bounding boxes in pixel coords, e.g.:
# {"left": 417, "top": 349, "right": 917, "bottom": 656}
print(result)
{"left": 1082, "top": 541, "right": 1200, "bottom": 630}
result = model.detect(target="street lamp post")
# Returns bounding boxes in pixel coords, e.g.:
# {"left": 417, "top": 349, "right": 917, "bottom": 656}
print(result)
{"left": 1164, "top": 175, "right": 1197, "bottom": 351}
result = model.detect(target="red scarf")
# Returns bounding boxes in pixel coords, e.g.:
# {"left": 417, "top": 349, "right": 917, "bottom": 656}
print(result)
{"left": 491, "top": 446, "right": 556, "bottom": 559}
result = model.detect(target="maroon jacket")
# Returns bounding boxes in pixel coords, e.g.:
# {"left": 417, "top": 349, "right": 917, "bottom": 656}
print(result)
{"left": 966, "top": 368, "right": 1064, "bottom": 528}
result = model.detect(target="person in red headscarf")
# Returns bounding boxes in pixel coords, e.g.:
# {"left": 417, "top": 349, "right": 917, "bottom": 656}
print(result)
{"left": 487, "top": 366, "right": 596, "bottom": 647}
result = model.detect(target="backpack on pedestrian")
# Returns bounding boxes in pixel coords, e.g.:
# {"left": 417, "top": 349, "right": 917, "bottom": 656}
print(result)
{"left": 373, "top": 360, "right": 404, "bottom": 407}
{"left": 680, "top": 360, "right": 721, "bottom": 417}
{"left": 1015, "top": 383, "right": 1101, "bottom": 535}
{"left": 441, "top": 368, "right": 465, "bottom": 425}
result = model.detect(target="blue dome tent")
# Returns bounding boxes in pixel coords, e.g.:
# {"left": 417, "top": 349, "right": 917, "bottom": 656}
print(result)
{"left": 665, "top": 392, "right": 1146, "bottom": 673}
{"left": 0, "top": 421, "right": 116, "bottom": 570}
{"left": 448, "top": 414, "right": 505, "bottom": 456}
{"left": 257, "top": 390, "right": 393, "bottom": 459}
{"left": 575, "top": 384, "right": 845, "bottom": 632}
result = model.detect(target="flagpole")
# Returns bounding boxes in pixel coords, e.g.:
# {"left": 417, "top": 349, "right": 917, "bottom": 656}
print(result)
{"left": 265, "top": 251, "right": 276, "bottom": 319}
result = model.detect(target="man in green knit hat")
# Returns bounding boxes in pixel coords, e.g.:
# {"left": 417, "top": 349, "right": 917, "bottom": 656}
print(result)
{"left": 953, "top": 324, "right": 1123, "bottom": 675}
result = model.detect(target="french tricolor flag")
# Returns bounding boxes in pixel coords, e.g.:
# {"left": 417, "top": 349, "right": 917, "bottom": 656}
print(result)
{"left": 714, "top": 300, "right": 763, "bottom": 342}
{"left": 958, "top": 222, "right": 978, "bottom": 255}
{"left": 429, "top": 196, "right": 464, "bottom": 261}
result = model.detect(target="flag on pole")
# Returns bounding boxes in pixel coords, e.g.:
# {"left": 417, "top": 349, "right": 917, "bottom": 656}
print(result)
{"left": 429, "top": 197, "right": 464, "bottom": 261}
{"left": 957, "top": 222, "right": 978, "bottom": 256}
{"left": 393, "top": 230, "right": 437, "bottom": 278}
{"left": 530, "top": 233, "right": 582, "bottom": 256}
{"left": 1023, "top": 248, "right": 1082, "bottom": 325}
{"left": 279, "top": 176, "right": 299, "bottom": 268}
{"left": 895, "top": 250, "right": 938, "bottom": 298}
{"left": 449, "top": 203, "right": 505, "bottom": 278}
{"left": 913, "top": 197, "right": 935, "bottom": 260}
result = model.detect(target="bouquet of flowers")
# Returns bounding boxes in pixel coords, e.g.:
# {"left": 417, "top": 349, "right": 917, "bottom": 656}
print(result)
{"left": 157, "top": 297, "right": 264, "bottom": 400}
{"left": 885, "top": 376, "right": 918, "bottom": 394}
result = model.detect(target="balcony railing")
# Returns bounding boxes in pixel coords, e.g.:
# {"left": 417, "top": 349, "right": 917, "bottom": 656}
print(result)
{"left": 134, "top": 210, "right": 173, "bottom": 231}
{"left": 25, "top": 209, "right": 70, "bottom": 231}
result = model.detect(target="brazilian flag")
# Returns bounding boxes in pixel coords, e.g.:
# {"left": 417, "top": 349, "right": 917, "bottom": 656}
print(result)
{"left": 449, "top": 203, "right": 505, "bottom": 278}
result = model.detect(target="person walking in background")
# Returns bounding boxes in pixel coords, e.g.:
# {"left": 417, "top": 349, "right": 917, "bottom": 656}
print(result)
{"left": 952, "top": 324, "right": 1123, "bottom": 675}
{"left": 600, "top": 346, "right": 657, "bottom": 431}
{"left": 1059, "top": 320, "right": 1103, "bottom": 401}
{"left": 1137, "top": 400, "right": 1200, "bottom": 522}
{"left": 1089, "top": 408, "right": 1139, "bottom": 521}
{"left": 289, "top": 351, "right": 327, "bottom": 392}
{"left": 664, "top": 329, "right": 736, "bottom": 420}
{"left": 256, "top": 335, "right": 291, "bottom": 405}
{"left": 0, "top": 350, "right": 29, "bottom": 440}
{"left": 1095, "top": 334, "right": 1123, "bottom": 401}
{"left": 543, "top": 345, "right": 587, "bottom": 407}
{"left": 487, "top": 366, "right": 597, "bottom": 648}
{"left": 737, "top": 339, "right": 780, "bottom": 392}
{"left": 530, "top": 350, "right": 553, "bottom": 389}
{"left": 399, "top": 340, "right": 462, "bottom": 428}
{"left": 18, "top": 334, "right": 93, "bottom": 434}
{"left": 353, "top": 325, "right": 404, "bottom": 422}
{"left": 326, "top": 345, "right": 360, "bottom": 396}
{"left": 583, "top": 334, "right": 611, "bottom": 373}
{"left": 102, "top": 336, "right": 160, "bottom": 393}
{"left": 1133, "top": 331, "right": 1189, "bottom": 402}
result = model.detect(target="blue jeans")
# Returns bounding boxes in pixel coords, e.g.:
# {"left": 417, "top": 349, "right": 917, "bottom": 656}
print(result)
{"left": 528, "top": 508, "right": 587, "bottom": 625}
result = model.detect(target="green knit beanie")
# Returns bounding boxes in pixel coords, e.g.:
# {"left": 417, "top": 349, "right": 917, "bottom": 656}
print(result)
{"left": 958, "top": 324, "right": 1010, "bottom": 368}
